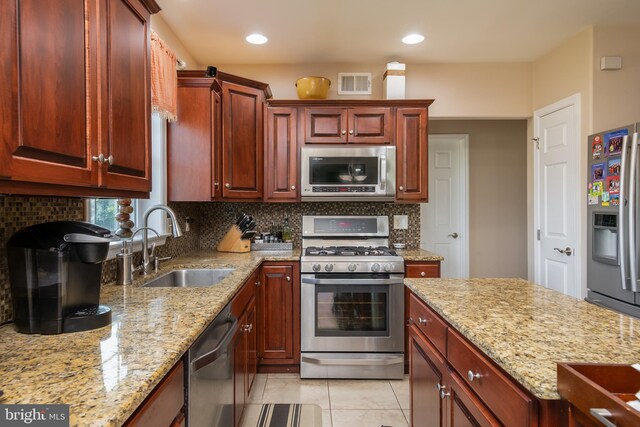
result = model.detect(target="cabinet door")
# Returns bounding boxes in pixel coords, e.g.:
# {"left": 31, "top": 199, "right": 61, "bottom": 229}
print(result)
{"left": 221, "top": 82, "right": 263, "bottom": 199}
{"left": 233, "top": 310, "right": 248, "bottom": 427}
{"left": 410, "top": 325, "right": 446, "bottom": 427}
{"left": 447, "top": 371, "right": 501, "bottom": 427}
{"left": 396, "top": 108, "right": 428, "bottom": 201}
{"left": 348, "top": 107, "right": 392, "bottom": 144}
{"left": 265, "top": 107, "right": 298, "bottom": 201}
{"left": 0, "top": 0, "right": 97, "bottom": 187}
{"left": 168, "top": 84, "right": 212, "bottom": 201}
{"left": 305, "top": 108, "right": 348, "bottom": 143}
{"left": 259, "top": 265, "right": 295, "bottom": 361}
{"left": 100, "top": 0, "right": 151, "bottom": 192}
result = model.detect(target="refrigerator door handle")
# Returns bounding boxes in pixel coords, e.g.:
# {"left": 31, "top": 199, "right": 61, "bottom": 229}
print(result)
{"left": 619, "top": 134, "right": 630, "bottom": 291}
{"left": 628, "top": 133, "right": 638, "bottom": 292}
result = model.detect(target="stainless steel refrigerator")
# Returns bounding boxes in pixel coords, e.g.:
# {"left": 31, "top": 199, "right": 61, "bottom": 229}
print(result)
{"left": 587, "top": 123, "right": 640, "bottom": 317}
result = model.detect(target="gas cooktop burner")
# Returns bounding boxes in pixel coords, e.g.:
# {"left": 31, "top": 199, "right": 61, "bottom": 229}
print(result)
{"left": 304, "top": 246, "right": 398, "bottom": 257}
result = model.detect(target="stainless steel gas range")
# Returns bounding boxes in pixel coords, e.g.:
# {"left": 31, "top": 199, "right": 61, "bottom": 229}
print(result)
{"left": 300, "top": 215, "right": 405, "bottom": 379}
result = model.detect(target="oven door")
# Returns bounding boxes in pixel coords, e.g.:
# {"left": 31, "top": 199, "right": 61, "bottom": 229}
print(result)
{"left": 301, "top": 146, "right": 396, "bottom": 201}
{"left": 300, "top": 274, "right": 404, "bottom": 353}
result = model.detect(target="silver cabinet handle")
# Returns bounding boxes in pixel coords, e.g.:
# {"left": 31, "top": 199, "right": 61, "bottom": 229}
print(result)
{"left": 92, "top": 153, "right": 105, "bottom": 163}
{"left": 418, "top": 317, "right": 428, "bottom": 325}
{"left": 448, "top": 232, "right": 459, "bottom": 239}
{"left": 620, "top": 134, "right": 630, "bottom": 290}
{"left": 291, "top": 185, "right": 296, "bottom": 190}
{"left": 420, "top": 271, "right": 426, "bottom": 277}
{"left": 225, "top": 183, "right": 231, "bottom": 189}
{"left": 439, "top": 388, "right": 450, "bottom": 399}
{"left": 553, "top": 247, "right": 573, "bottom": 256}
{"left": 349, "top": 130, "right": 354, "bottom": 135}
{"left": 242, "top": 324, "right": 252, "bottom": 333}
{"left": 255, "top": 280, "right": 260, "bottom": 287}
{"left": 286, "top": 276, "right": 291, "bottom": 282}
{"left": 341, "top": 130, "right": 347, "bottom": 135}
{"left": 467, "top": 370, "right": 481, "bottom": 382}
{"left": 106, "top": 155, "right": 114, "bottom": 165}
{"left": 214, "top": 182, "right": 219, "bottom": 188}
{"left": 399, "top": 185, "right": 404, "bottom": 191}
{"left": 436, "top": 383, "right": 445, "bottom": 392}
{"left": 589, "top": 408, "right": 617, "bottom": 427}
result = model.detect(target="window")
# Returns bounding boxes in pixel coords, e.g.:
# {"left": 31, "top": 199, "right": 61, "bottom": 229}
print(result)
{"left": 86, "top": 199, "right": 139, "bottom": 234}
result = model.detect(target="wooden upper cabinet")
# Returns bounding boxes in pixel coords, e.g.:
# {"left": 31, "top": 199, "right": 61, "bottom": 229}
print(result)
{"left": 221, "top": 82, "right": 264, "bottom": 199}
{"left": 100, "top": 0, "right": 151, "bottom": 192}
{"left": 265, "top": 107, "right": 298, "bottom": 201}
{"left": 396, "top": 107, "right": 428, "bottom": 202}
{"left": 304, "top": 107, "right": 392, "bottom": 144}
{"left": 0, "top": 0, "right": 158, "bottom": 197}
{"left": 0, "top": 0, "right": 97, "bottom": 186}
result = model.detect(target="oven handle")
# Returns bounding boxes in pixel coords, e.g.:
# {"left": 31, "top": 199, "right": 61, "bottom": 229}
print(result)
{"left": 301, "top": 355, "right": 404, "bottom": 366}
{"left": 301, "top": 277, "right": 404, "bottom": 285}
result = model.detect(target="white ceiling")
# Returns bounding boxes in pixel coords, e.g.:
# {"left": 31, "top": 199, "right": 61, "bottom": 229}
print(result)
{"left": 157, "top": 0, "right": 640, "bottom": 65}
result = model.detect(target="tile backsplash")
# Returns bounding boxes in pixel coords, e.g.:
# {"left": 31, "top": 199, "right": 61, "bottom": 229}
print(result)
{"left": 199, "top": 202, "right": 420, "bottom": 249}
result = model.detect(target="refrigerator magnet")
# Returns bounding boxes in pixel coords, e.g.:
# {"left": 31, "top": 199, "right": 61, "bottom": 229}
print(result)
{"left": 604, "top": 129, "right": 628, "bottom": 156}
{"left": 606, "top": 176, "right": 620, "bottom": 194}
{"left": 608, "top": 158, "right": 621, "bottom": 176}
{"left": 602, "top": 201, "right": 610, "bottom": 207}
{"left": 592, "top": 162, "right": 606, "bottom": 181}
{"left": 588, "top": 194, "right": 599, "bottom": 205}
{"left": 611, "top": 194, "right": 620, "bottom": 206}
{"left": 592, "top": 135, "right": 604, "bottom": 159}
{"left": 602, "top": 191, "right": 610, "bottom": 202}
{"left": 592, "top": 181, "right": 604, "bottom": 195}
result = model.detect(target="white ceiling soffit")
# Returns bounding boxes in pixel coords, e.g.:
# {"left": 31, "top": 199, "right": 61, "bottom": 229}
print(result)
{"left": 157, "top": 0, "right": 640, "bottom": 65}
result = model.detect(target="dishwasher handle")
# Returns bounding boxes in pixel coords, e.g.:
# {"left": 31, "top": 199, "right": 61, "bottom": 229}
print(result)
{"left": 191, "top": 317, "right": 238, "bottom": 372}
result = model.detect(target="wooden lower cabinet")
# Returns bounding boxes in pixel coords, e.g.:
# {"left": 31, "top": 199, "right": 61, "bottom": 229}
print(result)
{"left": 125, "top": 361, "right": 185, "bottom": 427}
{"left": 408, "top": 290, "right": 561, "bottom": 427}
{"left": 257, "top": 262, "right": 301, "bottom": 371}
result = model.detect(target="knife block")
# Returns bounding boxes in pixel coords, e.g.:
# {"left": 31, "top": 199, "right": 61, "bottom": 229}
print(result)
{"left": 217, "top": 225, "right": 250, "bottom": 253}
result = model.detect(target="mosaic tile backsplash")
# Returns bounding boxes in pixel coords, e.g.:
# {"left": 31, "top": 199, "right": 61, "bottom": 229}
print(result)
{"left": 0, "top": 198, "right": 200, "bottom": 324}
{"left": 199, "top": 202, "right": 420, "bottom": 250}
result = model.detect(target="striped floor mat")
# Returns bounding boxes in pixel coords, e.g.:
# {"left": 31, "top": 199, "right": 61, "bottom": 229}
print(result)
{"left": 241, "top": 403, "right": 323, "bottom": 427}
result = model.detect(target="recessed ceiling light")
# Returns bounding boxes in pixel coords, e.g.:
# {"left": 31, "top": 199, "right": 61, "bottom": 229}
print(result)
{"left": 402, "top": 33, "right": 425, "bottom": 45}
{"left": 246, "top": 33, "right": 268, "bottom": 45}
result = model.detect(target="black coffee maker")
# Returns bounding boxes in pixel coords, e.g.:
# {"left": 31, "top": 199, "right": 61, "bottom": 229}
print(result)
{"left": 7, "top": 221, "right": 116, "bottom": 334}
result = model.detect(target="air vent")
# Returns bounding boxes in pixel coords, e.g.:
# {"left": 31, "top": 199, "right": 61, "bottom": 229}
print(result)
{"left": 338, "top": 73, "right": 372, "bottom": 95}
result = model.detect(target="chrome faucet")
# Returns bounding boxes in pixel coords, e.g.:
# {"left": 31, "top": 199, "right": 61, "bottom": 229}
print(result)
{"left": 139, "top": 204, "right": 183, "bottom": 276}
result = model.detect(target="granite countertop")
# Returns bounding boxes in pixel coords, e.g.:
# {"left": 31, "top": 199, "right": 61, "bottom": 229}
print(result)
{"left": 0, "top": 249, "right": 300, "bottom": 427}
{"left": 405, "top": 278, "right": 640, "bottom": 400}
{"left": 396, "top": 248, "right": 444, "bottom": 261}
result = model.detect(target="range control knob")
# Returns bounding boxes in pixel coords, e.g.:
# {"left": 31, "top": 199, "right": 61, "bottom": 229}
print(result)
{"left": 371, "top": 263, "right": 381, "bottom": 272}
{"left": 383, "top": 263, "right": 393, "bottom": 272}
{"left": 312, "top": 263, "right": 321, "bottom": 272}
{"left": 325, "top": 264, "right": 334, "bottom": 272}
{"left": 348, "top": 263, "right": 357, "bottom": 272}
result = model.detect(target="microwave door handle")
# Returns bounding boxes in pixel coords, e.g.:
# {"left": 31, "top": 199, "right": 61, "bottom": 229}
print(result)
{"left": 619, "top": 134, "right": 630, "bottom": 290}
{"left": 380, "top": 154, "right": 386, "bottom": 191}
{"left": 629, "top": 132, "right": 640, "bottom": 292}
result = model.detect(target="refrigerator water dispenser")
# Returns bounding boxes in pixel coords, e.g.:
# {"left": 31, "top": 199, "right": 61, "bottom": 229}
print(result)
{"left": 592, "top": 213, "right": 618, "bottom": 265}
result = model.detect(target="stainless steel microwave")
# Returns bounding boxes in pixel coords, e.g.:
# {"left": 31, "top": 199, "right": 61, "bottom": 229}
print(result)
{"left": 301, "top": 146, "right": 396, "bottom": 201}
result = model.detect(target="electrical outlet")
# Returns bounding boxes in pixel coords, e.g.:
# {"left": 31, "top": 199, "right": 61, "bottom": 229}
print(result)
{"left": 393, "top": 215, "right": 408, "bottom": 230}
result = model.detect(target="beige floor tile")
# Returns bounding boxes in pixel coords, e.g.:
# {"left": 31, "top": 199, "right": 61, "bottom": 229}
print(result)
{"left": 268, "top": 373, "right": 299, "bottom": 379}
{"left": 389, "top": 376, "right": 410, "bottom": 410}
{"left": 262, "top": 377, "right": 330, "bottom": 409}
{"left": 331, "top": 409, "right": 408, "bottom": 427}
{"left": 248, "top": 374, "right": 267, "bottom": 403}
{"left": 322, "top": 409, "right": 333, "bottom": 427}
{"left": 328, "top": 380, "right": 400, "bottom": 410}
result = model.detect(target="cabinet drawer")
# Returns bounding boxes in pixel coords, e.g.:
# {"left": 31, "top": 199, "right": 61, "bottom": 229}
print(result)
{"left": 405, "top": 262, "right": 440, "bottom": 278}
{"left": 409, "top": 293, "right": 447, "bottom": 355}
{"left": 126, "top": 361, "right": 184, "bottom": 427}
{"left": 447, "top": 329, "right": 535, "bottom": 427}
{"left": 448, "top": 371, "right": 501, "bottom": 427}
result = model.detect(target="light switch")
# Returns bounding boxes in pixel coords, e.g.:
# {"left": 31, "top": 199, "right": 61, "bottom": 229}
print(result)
{"left": 393, "top": 215, "right": 408, "bottom": 230}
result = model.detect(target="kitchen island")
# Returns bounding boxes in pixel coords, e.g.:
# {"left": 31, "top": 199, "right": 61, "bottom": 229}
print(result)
{"left": 405, "top": 277, "right": 640, "bottom": 426}
{"left": 0, "top": 250, "right": 299, "bottom": 427}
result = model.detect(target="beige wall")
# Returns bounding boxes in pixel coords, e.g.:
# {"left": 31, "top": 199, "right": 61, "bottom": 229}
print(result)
{"left": 216, "top": 62, "right": 532, "bottom": 119}
{"left": 429, "top": 120, "right": 528, "bottom": 278}
{"left": 151, "top": 15, "right": 200, "bottom": 70}
{"left": 529, "top": 27, "right": 594, "bottom": 288}
{"left": 593, "top": 24, "right": 640, "bottom": 131}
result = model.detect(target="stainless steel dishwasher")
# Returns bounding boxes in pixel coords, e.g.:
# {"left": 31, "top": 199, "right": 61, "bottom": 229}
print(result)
{"left": 187, "top": 304, "right": 238, "bottom": 427}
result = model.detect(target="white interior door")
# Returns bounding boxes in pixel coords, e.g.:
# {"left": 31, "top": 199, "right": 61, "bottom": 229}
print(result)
{"left": 420, "top": 134, "right": 469, "bottom": 278}
{"left": 534, "top": 96, "right": 580, "bottom": 298}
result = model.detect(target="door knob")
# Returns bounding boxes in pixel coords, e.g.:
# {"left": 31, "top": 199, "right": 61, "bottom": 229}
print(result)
{"left": 554, "top": 247, "right": 573, "bottom": 256}
{"left": 448, "top": 232, "right": 459, "bottom": 239}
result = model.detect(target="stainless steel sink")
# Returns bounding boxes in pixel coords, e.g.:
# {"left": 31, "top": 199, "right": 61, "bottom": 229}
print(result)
{"left": 142, "top": 268, "right": 235, "bottom": 288}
